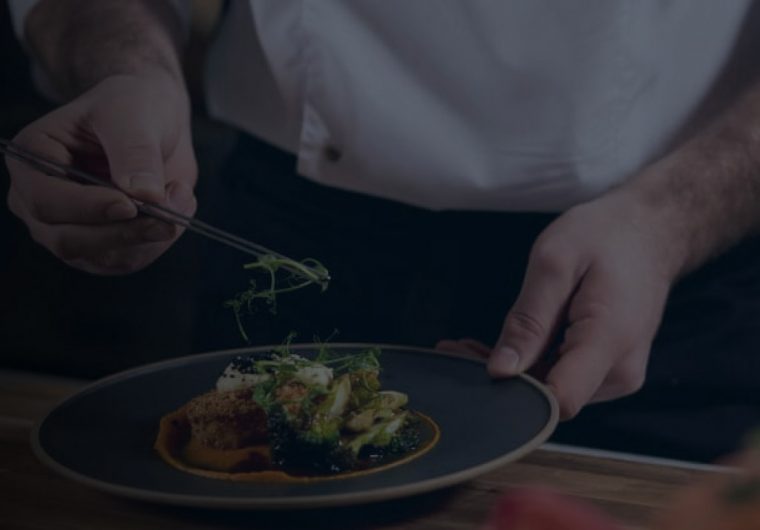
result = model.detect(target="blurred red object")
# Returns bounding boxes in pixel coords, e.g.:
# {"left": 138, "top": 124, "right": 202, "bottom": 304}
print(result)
{"left": 483, "top": 440, "right": 760, "bottom": 530}
{"left": 651, "top": 445, "right": 760, "bottom": 530}
{"left": 482, "top": 488, "right": 622, "bottom": 530}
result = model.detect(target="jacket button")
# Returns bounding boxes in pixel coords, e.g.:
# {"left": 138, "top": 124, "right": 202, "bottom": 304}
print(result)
{"left": 323, "top": 145, "right": 342, "bottom": 162}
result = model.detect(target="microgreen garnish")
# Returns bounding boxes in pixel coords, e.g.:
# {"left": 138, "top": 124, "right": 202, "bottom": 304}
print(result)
{"left": 224, "top": 255, "right": 330, "bottom": 342}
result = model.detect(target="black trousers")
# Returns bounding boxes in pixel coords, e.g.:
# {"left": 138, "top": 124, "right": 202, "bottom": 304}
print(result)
{"left": 192, "top": 132, "right": 760, "bottom": 463}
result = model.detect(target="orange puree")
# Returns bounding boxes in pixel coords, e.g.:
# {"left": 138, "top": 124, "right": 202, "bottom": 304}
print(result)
{"left": 155, "top": 407, "right": 440, "bottom": 482}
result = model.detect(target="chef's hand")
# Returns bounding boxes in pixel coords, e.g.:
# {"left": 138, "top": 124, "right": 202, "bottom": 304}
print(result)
{"left": 439, "top": 189, "right": 678, "bottom": 419}
{"left": 489, "top": 191, "right": 677, "bottom": 419}
{"left": 5, "top": 69, "right": 196, "bottom": 275}
{"left": 440, "top": 78, "right": 760, "bottom": 420}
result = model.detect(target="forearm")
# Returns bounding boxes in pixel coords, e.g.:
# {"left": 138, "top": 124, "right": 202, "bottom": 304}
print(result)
{"left": 618, "top": 80, "right": 760, "bottom": 279}
{"left": 23, "top": 0, "right": 186, "bottom": 98}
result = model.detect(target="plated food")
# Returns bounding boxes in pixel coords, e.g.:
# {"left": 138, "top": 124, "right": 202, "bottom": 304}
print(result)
{"left": 155, "top": 344, "right": 440, "bottom": 481}
{"left": 34, "top": 344, "right": 557, "bottom": 508}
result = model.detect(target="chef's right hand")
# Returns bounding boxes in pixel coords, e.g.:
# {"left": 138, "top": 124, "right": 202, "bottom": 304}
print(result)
{"left": 5, "top": 69, "right": 197, "bottom": 275}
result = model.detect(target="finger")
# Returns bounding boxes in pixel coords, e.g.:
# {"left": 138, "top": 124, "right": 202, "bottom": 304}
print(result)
{"left": 588, "top": 355, "right": 648, "bottom": 403}
{"left": 545, "top": 350, "right": 614, "bottom": 421}
{"left": 10, "top": 169, "right": 138, "bottom": 225}
{"left": 166, "top": 179, "right": 197, "bottom": 217}
{"left": 544, "top": 305, "right": 619, "bottom": 419}
{"left": 92, "top": 112, "right": 166, "bottom": 203}
{"left": 458, "top": 338, "right": 492, "bottom": 357}
{"left": 435, "top": 339, "right": 491, "bottom": 358}
{"left": 65, "top": 240, "right": 174, "bottom": 275}
{"left": 45, "top": 219, "right": 175, "bottom": 262}
{"left": 15, "top": 195, "right": 176, "bottom": 262}
{"left": 436, "top": 340, "right": 471, "bottom": 355}
{"left": 169, "top": 126, "right": 199, "bottom": 190}
{"left": 489, "top": 244, "right": 580, "bottom": 377}
{"left": 7, "top": 133, "right": 137, "bottom": 225}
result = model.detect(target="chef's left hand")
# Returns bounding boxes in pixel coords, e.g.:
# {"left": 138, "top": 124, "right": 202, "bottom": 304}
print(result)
{"left": 438, "top": 189, "right": 680, "bottom": 419}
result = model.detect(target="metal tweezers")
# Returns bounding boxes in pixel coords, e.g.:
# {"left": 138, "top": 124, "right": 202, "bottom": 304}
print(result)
{"left": 0, "top": 137, "right": 329, "bottom": 281}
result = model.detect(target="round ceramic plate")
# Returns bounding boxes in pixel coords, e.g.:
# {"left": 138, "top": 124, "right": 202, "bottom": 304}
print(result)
{"left": 32, "top": 344, "right": 558, "bottom": 509}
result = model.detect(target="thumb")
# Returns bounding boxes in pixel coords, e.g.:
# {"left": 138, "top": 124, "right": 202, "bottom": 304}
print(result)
{"left": 95, "top": 117, "right": 166, "bottom": 204}
{"left": 489, "top": 254, "right": 577, "bottom": 377}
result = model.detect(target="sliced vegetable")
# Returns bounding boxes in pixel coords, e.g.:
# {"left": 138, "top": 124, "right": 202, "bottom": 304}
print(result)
{"left": 347, "top": 412, "right": 409, "bottom": 455}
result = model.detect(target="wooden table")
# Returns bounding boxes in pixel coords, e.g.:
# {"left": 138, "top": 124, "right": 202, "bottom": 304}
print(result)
{"left": 0, "top": 369, "right": 730, "bottom": 530}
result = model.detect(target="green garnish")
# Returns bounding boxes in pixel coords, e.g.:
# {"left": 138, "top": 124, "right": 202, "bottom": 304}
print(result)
{"left": 721, "top": 428, "right": 760, "bottom": 504}
{"left": 224, "top": 255, "right": 330, "bottom": 342}
{"left": 268, "top": 332, "right": 381, "bottom": 376}
{"left": 317, "top": 350, "right": 382, "bottom": 373}
{"left": 723, "top": 477, "right": 760, "bottom": 505}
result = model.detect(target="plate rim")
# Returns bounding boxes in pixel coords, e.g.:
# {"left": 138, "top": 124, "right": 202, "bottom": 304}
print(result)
{"left": 31, "top": 342, "right": 559, "bottom": 509}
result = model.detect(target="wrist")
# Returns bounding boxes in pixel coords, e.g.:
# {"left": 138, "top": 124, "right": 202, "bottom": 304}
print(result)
{"left": 97, "top": 66, "right": 189, "bottom": 104}
{"left": 83, "top": 69, "right": 192, "bottom": 132}
{"left": 25, "top": 0, "right": 186, "bottom": 99}
{"left": 614, "top": 135, "right": 759, "bottom": 280}
{"left": 589, "top": 184, "right": 689, "bottom": 283}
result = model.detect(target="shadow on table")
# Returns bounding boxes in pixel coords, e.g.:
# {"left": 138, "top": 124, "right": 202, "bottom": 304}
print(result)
{"left": 122, "top": 488, "right": 461, "bottom": 530}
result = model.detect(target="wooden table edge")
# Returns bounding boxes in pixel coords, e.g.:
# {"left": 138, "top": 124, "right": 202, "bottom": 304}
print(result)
{"left": 542, "top": 442, "right": 736, "bottom": 474}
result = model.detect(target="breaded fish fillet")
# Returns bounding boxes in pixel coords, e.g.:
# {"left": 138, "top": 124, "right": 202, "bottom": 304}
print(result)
{"left": 185, "top": 389, "right": 268, "bottom": 449}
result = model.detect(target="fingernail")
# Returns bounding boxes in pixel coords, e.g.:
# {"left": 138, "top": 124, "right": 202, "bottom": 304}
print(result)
{"left": 142, "top": 221, "right": 174, "bottom": 242}
{"left": 167, "top": 182, "right": 197, "bottom": 215}
{"left": 129, "top": 173, "right": 163, "bottom": 198}
{"left": 490, "top": 346, "right": 521, "bottom": 374}
{"left": 105, "top": 201, "right": 135, "bottom": 221}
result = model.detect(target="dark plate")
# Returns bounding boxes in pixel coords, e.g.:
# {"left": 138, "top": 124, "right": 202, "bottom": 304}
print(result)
{"left": 32, "top": 344, "right": 558, "bottom": 509}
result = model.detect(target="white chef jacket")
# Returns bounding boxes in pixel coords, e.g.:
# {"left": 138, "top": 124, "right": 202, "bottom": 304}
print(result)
{"left": 10, "top": 1, "right": 757, "bottom": 212}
